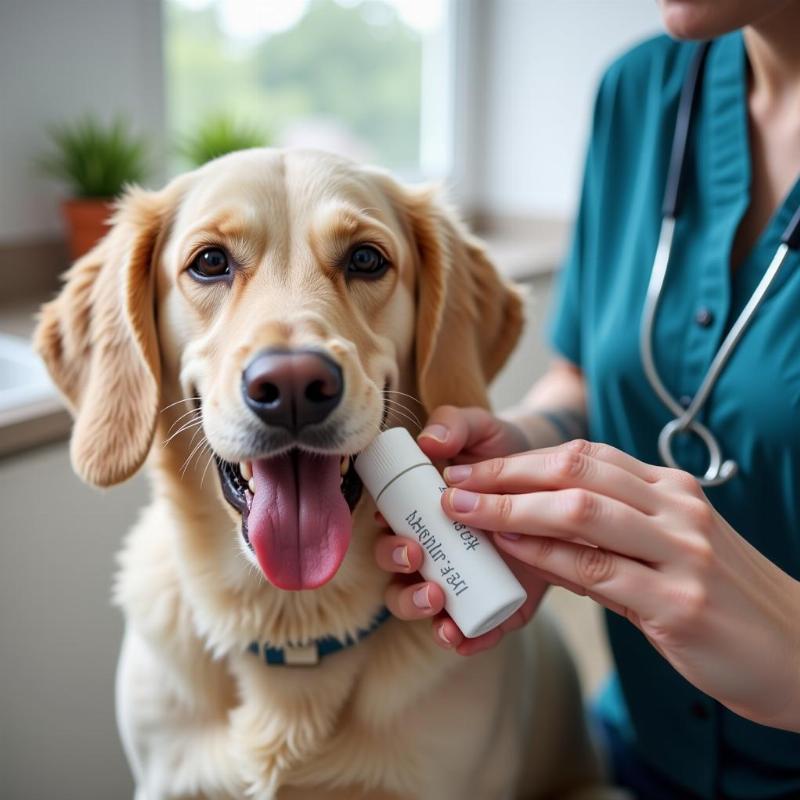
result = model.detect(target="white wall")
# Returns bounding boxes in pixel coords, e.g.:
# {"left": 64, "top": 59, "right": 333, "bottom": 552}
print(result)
{"left": 474, "top": 0, "right": 662, "bottom": 218}
{"left": 0, "top": 442, "right": 146, "bottom": 799}
{"left": 0, "top": 0, "right": 165, "bottom": 245}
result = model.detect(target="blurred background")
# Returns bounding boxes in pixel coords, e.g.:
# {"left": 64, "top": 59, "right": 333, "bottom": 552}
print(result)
{"left": 0, "top": 1, "right": 660, "bottom": 797}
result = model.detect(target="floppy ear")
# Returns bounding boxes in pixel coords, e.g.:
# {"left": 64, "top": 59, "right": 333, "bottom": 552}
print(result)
{"left": 34, "top": 187, "right": 166, "bottom": 487}
{"left": 399, "top": 186, "right": 524, "bottom": 411}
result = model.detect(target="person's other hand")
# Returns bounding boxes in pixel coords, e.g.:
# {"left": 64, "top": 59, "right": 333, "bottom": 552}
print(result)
{"left": 373, "top": 405, "right": 550, "bottom": 656}
{"left": 439, "top": 438, "right": 800, "bottom": 731}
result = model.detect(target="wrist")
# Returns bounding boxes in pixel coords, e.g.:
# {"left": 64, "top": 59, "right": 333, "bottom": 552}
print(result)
{"left": 500, "top": 406, "right": 587, "bottom": 450}
{"left": 751, "top": 576, "right": 800, "bottom": 733}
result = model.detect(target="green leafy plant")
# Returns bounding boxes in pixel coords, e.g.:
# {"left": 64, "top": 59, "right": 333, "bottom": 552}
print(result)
{"left": 177, "top": 116, "right": 269, "bottom": 167}
{"left": 38, "top": 115, "right": 149, "bottom": 198}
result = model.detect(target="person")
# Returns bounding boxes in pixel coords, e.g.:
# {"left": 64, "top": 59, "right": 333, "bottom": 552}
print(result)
{"left": 373, "top": 1, "right": 800, "bottom": 797}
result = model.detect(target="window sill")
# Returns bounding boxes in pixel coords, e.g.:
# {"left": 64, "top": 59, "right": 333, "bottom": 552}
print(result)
{"left": 0, "top": 299, "right": 70, "bottom": 459}
{"left": 475, "top": 215, "right": 570, "bottom": 282}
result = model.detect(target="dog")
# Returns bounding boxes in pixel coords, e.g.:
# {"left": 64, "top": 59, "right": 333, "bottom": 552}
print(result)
{"left": 35, "top": 148, "right": 615, "bottom": 799}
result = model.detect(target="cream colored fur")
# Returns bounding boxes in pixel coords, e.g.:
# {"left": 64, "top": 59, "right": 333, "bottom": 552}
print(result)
{"left": 35, "top": 149, "right": 621, "bottom": 800}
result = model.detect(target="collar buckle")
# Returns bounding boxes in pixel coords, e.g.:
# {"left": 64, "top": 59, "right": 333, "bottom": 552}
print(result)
{"left": 282, "top": 642, "right": 319, "bottom": 666}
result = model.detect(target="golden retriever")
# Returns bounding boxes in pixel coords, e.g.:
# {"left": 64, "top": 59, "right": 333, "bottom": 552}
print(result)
{"left": 35, "top": 148, "right": 616, "bottom": 800}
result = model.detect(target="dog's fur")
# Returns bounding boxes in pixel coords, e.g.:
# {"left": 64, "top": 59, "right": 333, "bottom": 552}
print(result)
{"left": 35, "top": 149, "right": 614, "bottom": 800}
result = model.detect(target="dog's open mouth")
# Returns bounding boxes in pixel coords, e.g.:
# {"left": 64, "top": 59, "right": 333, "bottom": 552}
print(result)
{"left": 215, "top": 451, "right": 363, "bottom": 591}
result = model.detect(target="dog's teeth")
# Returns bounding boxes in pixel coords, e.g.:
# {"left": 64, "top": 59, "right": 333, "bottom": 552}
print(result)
{"left": 340, "top": 455, "right": 349, "bottom": 476}
{"left": 240, "top": 461, "right": 252, "bottom": 481}
{"left": 248, "top": 477, "right": 256, "bottom": 494}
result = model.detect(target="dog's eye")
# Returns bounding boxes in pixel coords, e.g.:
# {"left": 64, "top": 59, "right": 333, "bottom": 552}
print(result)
{"left": 189, "top": 248, "right": 230, "bottom": 280}
{"left": 347, "top": 245, "right": 388, "bottom": 279}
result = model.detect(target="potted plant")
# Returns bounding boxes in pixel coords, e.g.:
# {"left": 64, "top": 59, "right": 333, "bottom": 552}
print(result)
{"left": 177, "top": 116, "right": 268, "bottom": 168}
{"left": 38, "top": 116, "right": 149, "bottom": 259}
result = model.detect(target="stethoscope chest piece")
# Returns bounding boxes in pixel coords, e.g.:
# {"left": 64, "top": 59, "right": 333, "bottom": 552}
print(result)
{"left": 657, "top": 417, "right": 738, "bottom": 487}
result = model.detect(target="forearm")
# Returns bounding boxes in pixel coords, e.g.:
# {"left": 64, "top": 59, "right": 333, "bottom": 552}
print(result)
{"left": 500, "top": 357, "right": 588, "bottom": 449}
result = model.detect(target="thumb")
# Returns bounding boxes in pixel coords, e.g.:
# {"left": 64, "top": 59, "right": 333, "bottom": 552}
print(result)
{"left": 418, "top": 406, "right": 508, "bottom": 461}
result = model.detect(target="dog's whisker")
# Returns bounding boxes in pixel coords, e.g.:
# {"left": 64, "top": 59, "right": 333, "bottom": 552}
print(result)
{"left": 383, "top": 406, "right": 422, "bottom": 431}
{"left": 162, "top": 417, "right": 203, "bottom": 447}
{"left": 165, "top": 406, "right": 203, "bottom": 435}
{"left": 160, "top": 396, "right": 202, "bottom": 414}
{"left": 387, "top": 406, "right": 422, "bottom": 430}
{"left": 382, "top": 398, "right": 422, "bottom": 429}
{"left": 181, "top": 443, "right": 210, "bottom": 480}
{"left": 187, "top": 422, "right": 206, "bottom": 450}
{"left": 180, "top": 425, "right": 206, "bottom": 460}
{"left": 384, "top": 405, "right": 422, "bottom": 432}
{"left": 382, "top": 389, "right": 424, "bottom": 408}
{"left": 162, "top": 419, "right": 203, "bottom": 448}
{"left": 180, "top": 438, "right": 211, "bottom": 478}
{"left": 383, "top": 395, "right": 420, "bottom": 410}
{"left": 200, "top": 450, "right": 216, "bottom": 488}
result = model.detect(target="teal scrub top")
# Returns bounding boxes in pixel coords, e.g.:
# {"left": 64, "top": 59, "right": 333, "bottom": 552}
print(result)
{"left": 549, "top": 31, "right": 800, "bottom": 799}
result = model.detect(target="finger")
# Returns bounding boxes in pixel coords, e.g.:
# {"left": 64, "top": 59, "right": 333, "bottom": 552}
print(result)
{"left": 526, "top": 565, "right": 592, "bottom": 597}
{"left": 385, "top": 580, "right": 446, "bottom": 620}
{"left": 455, "top": 626, "right": 505, "bottom": 657}
{"left": 499, "top": 588, "right": 541, "bottom": 634}
{"left": 418, "top": 406, "right": 510, "bottom": 461}
{"left": 442, "top": 486, "right": 669, "bottom": 562}
{"left": 533, "top": 439, "right": 660, "bottom": 483}
{"left": 432, "top": 615, "right": 464, "bottom": 651}
{"left": 525, "top": 564, "right": 631, "bottom": 618}
{"left": 374, "top": 534, "right": 424, "bottom": 574}
{"left": 493, "top": 534, "right": 664, "bottom": 622}
{"left": 443, "top": 447, "right": 659, "bottom": 515}
{"left": 430, "top": 612, "right": 504, "bottom": 655}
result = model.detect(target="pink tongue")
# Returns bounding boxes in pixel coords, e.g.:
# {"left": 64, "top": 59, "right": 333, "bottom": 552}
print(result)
{"left": 247, "top": 452, "right": 352, "bottom": 590}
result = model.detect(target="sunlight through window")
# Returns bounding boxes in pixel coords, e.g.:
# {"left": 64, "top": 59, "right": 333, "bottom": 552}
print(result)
{"left": 164, "top": 0, "right": 449, "bottom": 176}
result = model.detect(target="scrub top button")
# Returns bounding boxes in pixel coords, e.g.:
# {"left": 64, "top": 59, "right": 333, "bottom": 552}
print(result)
{"left": 695, "top": 307, "right": 714, "bottom": 327}
{"left": 679, "top": 395, "right": 692, "bottom": 408}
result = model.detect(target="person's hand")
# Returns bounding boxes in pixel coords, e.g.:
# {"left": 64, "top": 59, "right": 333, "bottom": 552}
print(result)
{"left": 373, "top": 405, "right": 550, "bottom": 656}
{"left": 438, "top": 438, "right": 800, "bottom": 731}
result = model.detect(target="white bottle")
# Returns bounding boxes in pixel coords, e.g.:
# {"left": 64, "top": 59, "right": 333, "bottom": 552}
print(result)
{"left": 355, "top": 427, "right": 527, "bottom": 638}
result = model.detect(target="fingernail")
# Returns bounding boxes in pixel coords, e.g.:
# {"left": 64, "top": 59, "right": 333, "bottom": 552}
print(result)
{"left": 449, "top": 488, "right": 478, "bottom": 513}
{"left": 392, "top": 545, "right": 410, "bottom": 568}
{"left": 419, "top": 424, "right": 448, "bottom": 443}
{"left": 412, "top": 585, "right": 431, "bottom": 610}
{"left": 497, "top": 532, "right": 521, "bottom": 541}
{"left": 437, "top": 624, "right": 453, "bottom": 648}
{"left": 444, "top": 464, "right": 471, "bottom": 484}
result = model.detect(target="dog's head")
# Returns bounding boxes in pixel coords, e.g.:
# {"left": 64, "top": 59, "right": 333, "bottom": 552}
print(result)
{"left": 36, "top": 149, "right": 522, "bottom": 592}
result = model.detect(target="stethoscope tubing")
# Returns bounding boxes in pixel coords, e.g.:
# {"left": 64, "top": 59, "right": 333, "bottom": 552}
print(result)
{"left": 641, "top": 219, "right": 793, "bottom": 486}
{"left": 641, "top": 40, "right": 800, "bottom": 487}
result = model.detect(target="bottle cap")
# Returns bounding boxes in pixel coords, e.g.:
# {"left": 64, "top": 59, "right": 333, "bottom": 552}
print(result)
{"left": 354, "top": 428, "right": 433, "bottom": 501}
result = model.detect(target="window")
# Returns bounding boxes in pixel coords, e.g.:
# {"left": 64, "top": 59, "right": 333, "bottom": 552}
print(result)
{"left": 164, "top": 0, "right": 451, "bottom": 178}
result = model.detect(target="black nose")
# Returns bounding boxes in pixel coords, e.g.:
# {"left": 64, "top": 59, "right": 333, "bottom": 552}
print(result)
{"left": 241, "top": 348, "right": 344, "bottom": 432}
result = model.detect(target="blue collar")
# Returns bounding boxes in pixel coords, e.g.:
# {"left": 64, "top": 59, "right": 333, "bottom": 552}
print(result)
{"left": 247, "top": 607, "right": 391, "bottom": 667}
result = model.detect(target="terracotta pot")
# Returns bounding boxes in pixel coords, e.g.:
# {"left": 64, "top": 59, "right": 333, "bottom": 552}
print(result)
{"left": 61, "top": 197, "right": 116, "bottom": 261}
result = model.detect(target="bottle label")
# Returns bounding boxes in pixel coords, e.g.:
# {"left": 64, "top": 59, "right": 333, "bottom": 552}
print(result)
{"left": 404, "top": 507, "right": 475, "bottom": 596}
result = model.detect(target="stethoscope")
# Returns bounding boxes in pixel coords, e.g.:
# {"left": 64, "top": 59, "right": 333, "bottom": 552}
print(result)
{"left": 640, "top": 40, "right": 800, "bottom": 486}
